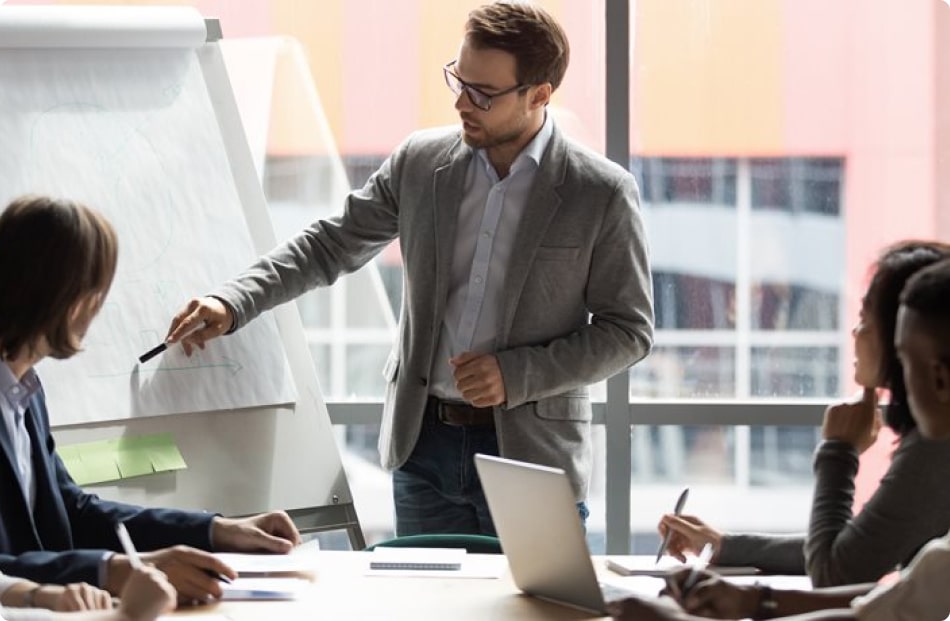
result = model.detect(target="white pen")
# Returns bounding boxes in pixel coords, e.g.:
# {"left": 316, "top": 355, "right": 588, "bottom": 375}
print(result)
{"left": 115, "top": 521, "right": 143, "bottom": 569}
{"left": 680, "top": 542, "right": 714, "bottom": 595}
{"left": 656, "top": 486, "right": 690, "bottom": 564}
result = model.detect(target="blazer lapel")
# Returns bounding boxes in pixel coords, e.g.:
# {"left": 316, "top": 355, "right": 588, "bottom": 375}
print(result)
{"left": 0, "top": 410, "right": 18, "bottom": 481}
{"left": 430, "top": 138, "right": 473, "bottom": 332}
{"left": 498, "top": 128, "right": 568, "bottom": 342}
{"left": 23, "top": 403, "right": 71, "bottom": 550}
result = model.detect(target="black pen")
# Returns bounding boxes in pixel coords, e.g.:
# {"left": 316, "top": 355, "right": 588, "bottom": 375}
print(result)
{"left": 204, "top": 568, "right": 232, "bottom": 584}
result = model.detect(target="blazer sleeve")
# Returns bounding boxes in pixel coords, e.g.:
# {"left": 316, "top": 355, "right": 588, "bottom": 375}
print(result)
{"left": 0, "top": 549, "right": 108, "bottom": 587}
{"left": 212, "top": 147, "right": 402, "bottom": 332}
{"left": 45, "top": 426, "right": 216, "bottom": 554}
{"left": 0, "top": 394, "right": 216, "bottom": 586}
{"left": 805, "top": 433, "right": 950, "bottom": 586}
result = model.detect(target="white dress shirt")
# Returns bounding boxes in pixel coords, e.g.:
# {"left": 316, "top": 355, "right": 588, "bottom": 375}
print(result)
{"left": 0, "top": 360, "right": 38, "bottom": 511}
{"left": 852, "top": 530, "right": 950, "bottom": 620}
{"left": 429, "top": 115, "right": 555, "bottom": 400}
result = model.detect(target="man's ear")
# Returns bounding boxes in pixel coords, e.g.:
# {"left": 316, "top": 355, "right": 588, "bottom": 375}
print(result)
{"left": 529, "top": 83, "right": 552, "bottom": 109}
{"left": 934, "top": 359, "right": 950, "bottom": 404}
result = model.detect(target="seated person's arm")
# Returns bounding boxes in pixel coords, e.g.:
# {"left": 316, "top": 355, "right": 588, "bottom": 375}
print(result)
{"left": 1, "top": 578, "right": 111, "bottom": 612}
{"left": 663, "top": 569, "right": 874, "bottom": 619}
{"left": 2, "top": 566, "right": 174, "bottom": 621}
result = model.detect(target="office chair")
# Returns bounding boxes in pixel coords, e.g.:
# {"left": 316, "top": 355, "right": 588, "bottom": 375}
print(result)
{"left": 364, "top": 533, "right": 503, "bottom": 554}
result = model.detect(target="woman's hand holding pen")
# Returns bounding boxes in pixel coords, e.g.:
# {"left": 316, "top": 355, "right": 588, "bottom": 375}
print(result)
{"left": 166, "top": 296, "right": 233, "bottom": 356}
{"left": 661, "top": 569, "right": 758, "bottom": 620}
{"left": 657, "top": 514, "right": 722, "bottom": 563}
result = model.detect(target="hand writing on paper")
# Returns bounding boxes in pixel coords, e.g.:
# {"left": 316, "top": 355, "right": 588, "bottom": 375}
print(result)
{"left": 117, "top": 566, "right": 177, "bottom": 621}
{"left": 661, "top": 569, "right": 758, "bottom": 619}
{"left": 107, "top": 546, "right": 235, "bottom": 602}
{"left": 451, "top": 352, "right": 507, "bottom": 407}
{"left": 166, "top": 296, "right": 234, "bottom": 356}
{"left": 821, "top": 387, "right": 882, "bottom": 454}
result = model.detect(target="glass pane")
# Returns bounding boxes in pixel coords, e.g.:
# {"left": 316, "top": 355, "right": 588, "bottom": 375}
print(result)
{"left": 750, "top": 347, "right": 839, "bottom": 398}
{"left": 752, "top": 283, "right": 839, "bottom": 331}
{"left": 345, "top": 345, "right": 391, "bottom": 399}
{"left": 653, "top": 274, "right": 736, "bottom": 330}
{"left": 587, "top": 426, "right": 812, "bottom": 554}
{"left": 630, "top": 347, "right": 735, "bottom": 398}
{"left": 750, "top": 426, "right": 822, "bottom": 485}
{"left": 630, "top": 426, "right": 735, "bottom": 483}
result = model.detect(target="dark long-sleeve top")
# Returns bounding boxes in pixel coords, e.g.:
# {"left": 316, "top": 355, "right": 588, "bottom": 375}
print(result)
{"left": 716, "top": 430, "right": 950, "bottom": 587}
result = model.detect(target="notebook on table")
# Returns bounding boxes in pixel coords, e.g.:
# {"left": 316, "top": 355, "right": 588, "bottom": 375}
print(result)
{"left": 606, "top": 555, "right": 761, "bottom": 577}
{"left": 474, "top": 453, "right": 637, "bottom": 614}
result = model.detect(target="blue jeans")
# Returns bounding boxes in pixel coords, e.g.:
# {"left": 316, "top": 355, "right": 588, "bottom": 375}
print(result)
{"left": 392, "top": 407, "right": 589, "bottom": 535}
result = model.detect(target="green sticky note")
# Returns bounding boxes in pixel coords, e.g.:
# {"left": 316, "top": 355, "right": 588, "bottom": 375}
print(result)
{"left": 57, "top": 445, "right": 81, "bottom": 462}
{"left": 61, "top": 454, "right": 91, "bottom": 485}
{"left": 59, "top": 433, "right": 185, "bottom": 481}
{"left": 79, "top": 450, "right": 122, "bottom": 484}
{"left": 149, "top": 443, "right": 187, "bottom": 472}
{"left": 116, "top": 450, "right": 155, "bottom": 479}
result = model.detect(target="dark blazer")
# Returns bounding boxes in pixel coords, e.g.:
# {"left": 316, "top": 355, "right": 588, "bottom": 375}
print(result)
{"left": 0, "top": 388, "right": 214, "bottom": 585}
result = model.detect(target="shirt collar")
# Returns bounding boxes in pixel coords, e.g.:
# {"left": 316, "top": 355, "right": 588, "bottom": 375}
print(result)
{"left": 0, "top": 360, "right": 40, "bottom": 411}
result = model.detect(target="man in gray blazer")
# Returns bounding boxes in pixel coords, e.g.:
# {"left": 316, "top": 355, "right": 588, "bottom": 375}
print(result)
{"left": 167, "top": 1, "right": 654, "bottom": 536}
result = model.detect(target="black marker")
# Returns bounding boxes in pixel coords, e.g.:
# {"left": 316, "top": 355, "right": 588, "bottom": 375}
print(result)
{"left": 138, "top": 321, "right": 206, "bottom": 364}
{"left": 138, "top": 342, "right": 168, "bottom": 364}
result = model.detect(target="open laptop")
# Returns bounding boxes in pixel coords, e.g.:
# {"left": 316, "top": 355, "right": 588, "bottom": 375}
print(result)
{"left": 475, "top": 453, "right": 636, "bottom": 614}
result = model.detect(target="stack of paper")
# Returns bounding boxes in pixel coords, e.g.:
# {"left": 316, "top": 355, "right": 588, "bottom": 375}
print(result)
{"left": 220, "top": 577, "right": 310, "bottom": 601}
{"left": 605, "top": 555, "right": 760, "bottom": 577}
{"left": 214, "top": 548, "right": 321, "bottom": 579}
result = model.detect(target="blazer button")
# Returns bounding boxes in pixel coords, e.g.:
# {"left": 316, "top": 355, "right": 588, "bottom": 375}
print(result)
{"left": 419, "top": 377, "right": 428, "bottom": 386}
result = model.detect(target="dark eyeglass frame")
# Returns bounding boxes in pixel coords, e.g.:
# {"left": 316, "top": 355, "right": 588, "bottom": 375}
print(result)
{"left": 442, "top": 60, "right": 527, "bottom": 112}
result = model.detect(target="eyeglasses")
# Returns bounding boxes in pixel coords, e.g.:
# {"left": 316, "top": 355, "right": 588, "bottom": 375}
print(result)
{"left": 442, "top": 60, "right": 526, "bottom": 112}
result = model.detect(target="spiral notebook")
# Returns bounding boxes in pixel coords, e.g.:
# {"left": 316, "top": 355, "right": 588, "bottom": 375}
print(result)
{"left": 369, "top": 547, "right": 466, "bottom": 571}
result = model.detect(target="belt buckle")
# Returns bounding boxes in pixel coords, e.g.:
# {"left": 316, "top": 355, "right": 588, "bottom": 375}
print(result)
{"left": 438, "top": 401, "right": 465, "bottom": 426}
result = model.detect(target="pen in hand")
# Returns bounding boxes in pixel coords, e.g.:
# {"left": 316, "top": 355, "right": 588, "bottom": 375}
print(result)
{"left": 656, "top": 487, "right": 689, "bottom": 564}
{"left": 679, "top": 542, "right": 714, "bottom": 597}
{"left": 115, "top": 521, "right": 143, "bottom": 569}
{"left": 138, "top": 321, "right": 207, "bottom": 363}
{"left": 115, "top": 521, "right": 231, "bottom": 584}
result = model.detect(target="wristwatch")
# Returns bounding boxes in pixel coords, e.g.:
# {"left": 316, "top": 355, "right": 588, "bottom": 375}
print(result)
{"left": 753, "top": 584, "right": 779, "bottom": 620}
{"left": 22, "top": 585, "right": 42, "bottom": 608}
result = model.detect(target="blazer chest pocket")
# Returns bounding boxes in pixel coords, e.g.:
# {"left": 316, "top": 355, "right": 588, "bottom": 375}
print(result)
{"left": 535, "top": 246, "right": 580, "bottom": 262}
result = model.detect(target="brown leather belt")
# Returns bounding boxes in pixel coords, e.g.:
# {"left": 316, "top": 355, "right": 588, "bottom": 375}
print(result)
{"left": 428, "top": 396, "right": 495, "bottom": 427}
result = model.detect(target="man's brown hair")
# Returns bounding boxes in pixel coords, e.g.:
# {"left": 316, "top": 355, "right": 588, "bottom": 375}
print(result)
{"left": 0, "top": 195, "right": 118, "bottom": 360}
{"left": 466, "top": 1, "right": 570, "bottom": 91}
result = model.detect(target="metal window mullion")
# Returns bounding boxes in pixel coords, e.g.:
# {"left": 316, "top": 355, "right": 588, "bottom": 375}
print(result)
{"left": 604, "top": 0, "right": 632, "bottom": 555}
{"left": 735, "top": 159, "right": 753, "bottom": 487}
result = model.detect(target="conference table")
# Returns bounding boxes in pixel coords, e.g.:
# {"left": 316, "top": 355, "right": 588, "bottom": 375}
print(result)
{"left": 169, "top": 551, "right": 812, "bottom": 620}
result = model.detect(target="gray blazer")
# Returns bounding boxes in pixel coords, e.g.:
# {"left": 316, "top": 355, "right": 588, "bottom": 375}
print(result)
{"left": 213, "top": 123, "right": 654, "bottom": 500}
